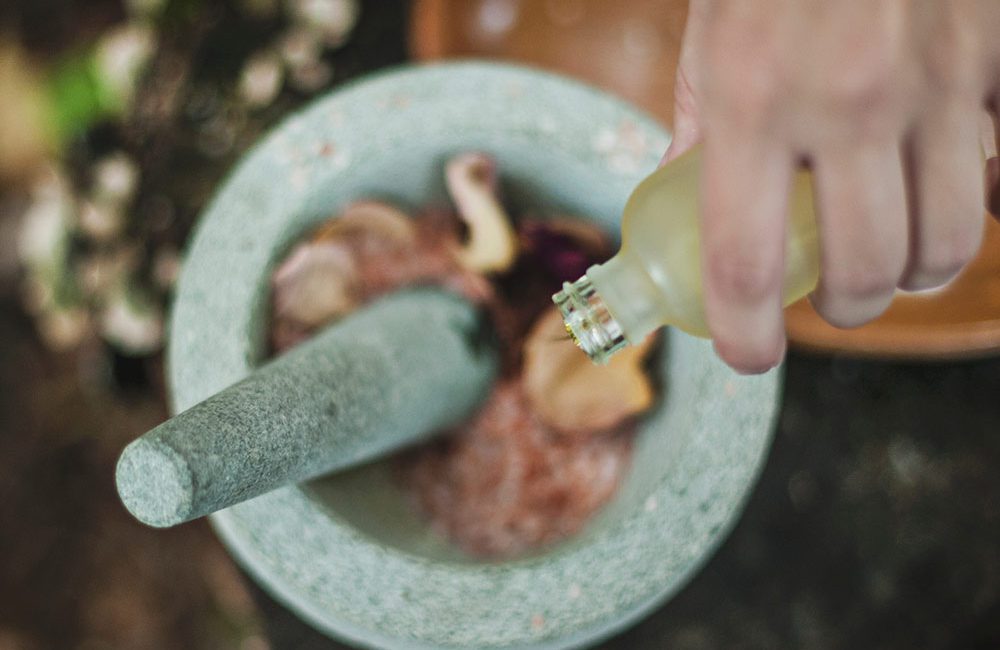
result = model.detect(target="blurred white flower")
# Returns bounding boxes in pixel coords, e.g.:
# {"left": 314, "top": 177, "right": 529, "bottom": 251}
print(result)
{"left": 272, "top": 240, "right": 359, "bottom": 328}
{"left": 18, "top": 166, "right": 73, "bottom": 270}
{"left": 288, "top": 0, "right": 359, "bottom": 47}
{"left": 93, "top": 152, "right": 139, "bottom": 204}
{"left": 101, "top": 286, "right": 164, "bottom": 355}
{"left": 78, "top": 200, "right": 124, "bottom": 242}
{"left": 239, "top": 50, "right": 284, "bottom": 108}
{"left": 279, "top": 27, "right": 323, "bottom": 69}
{"left": 95, "top": 24, "right": 156, "bottom": 109}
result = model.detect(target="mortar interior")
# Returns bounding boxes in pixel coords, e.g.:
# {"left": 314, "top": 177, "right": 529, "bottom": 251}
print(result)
{"left": 257, "top": 140, "right": 690, "bottom": 564}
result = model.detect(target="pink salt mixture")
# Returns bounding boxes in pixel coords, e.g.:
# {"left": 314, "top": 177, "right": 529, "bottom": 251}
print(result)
{"left": 269, "top": 153, "right": 658, "bottom": 558}
{"left": 398, "top": 381, "right": 632, "bottom": 557}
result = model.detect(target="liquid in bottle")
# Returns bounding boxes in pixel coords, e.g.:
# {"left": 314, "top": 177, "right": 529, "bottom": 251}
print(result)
{"left": 553, "top": 146, "right": 820, "bottom": 364}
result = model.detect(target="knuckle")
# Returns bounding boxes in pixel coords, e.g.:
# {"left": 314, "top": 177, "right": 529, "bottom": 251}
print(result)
{"left": 821, "top": 265, "right": 899, "bottom": 301}
{"left": 705, "top": 250, "right": 781, "bottom": 303}
{"left": 915, "top": 222, "right": 983, "bottom": 279}
{"left": 703, "top": 26, "right": 782, "bottom": 120}
{"left": 823, "top": 41, "right": 909, "bottom": 118}
{"left": 706, "top": 69, "right": 779, "bottom": 123}
{"left": 921, "top": 15, "right": 983, "bottom": 93}
{"left": 828, "top": 66, "right": 895, "bottom": 113}
{"left": 730, "top": 75, "right": 779, "bottom": 120}
{"left": 923, "top": 50, "right": 979, "bottom": 94}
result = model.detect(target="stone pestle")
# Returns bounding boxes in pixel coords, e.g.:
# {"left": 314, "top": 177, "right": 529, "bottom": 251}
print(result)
{"left": 116, "top": 288, "right": 497, "bottom": 528}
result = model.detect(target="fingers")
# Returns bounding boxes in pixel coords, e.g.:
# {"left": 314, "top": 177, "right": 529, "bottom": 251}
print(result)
{"left": 700, "top": 133, "right": 792, "bottom": 373}
{"left": 899, "top": 102, "right": 985, "bottom": 290}
{"left": 809, "top": 143, "right": 909, "bottom": 327}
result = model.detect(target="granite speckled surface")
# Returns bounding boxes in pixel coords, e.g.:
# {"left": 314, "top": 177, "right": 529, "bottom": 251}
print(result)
{"left": 168, "top": 62, "right": 782, "bottom": 649}
{"left": 117, "top": 289, "right": 496, "bottom": 527}
{"left": 252, "top": 352, "right": 1000, "bottom": 650}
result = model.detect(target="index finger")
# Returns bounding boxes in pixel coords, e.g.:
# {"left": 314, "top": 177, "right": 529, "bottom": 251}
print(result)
{"left": 699, "top": 129, "right": 793, "bottom": 373}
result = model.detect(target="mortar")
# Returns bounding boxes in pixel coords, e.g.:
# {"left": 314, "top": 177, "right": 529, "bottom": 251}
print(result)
{"left": 170, "top": 62, "right": 781, "bottom": 649}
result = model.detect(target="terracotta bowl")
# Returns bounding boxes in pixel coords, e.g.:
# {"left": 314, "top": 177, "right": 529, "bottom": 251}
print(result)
{"left": 410, "top": 0, "right": 1000, "bottom": 359}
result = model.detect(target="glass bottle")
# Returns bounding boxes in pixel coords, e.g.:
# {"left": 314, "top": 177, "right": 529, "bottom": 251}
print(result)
{"left": 553, "top": 145, "right": 820, "bottom": 364}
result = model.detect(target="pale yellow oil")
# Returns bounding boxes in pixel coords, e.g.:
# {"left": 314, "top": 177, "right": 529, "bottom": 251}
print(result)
{"left": 590, "top": 145, "right": 820, "bottom": 341}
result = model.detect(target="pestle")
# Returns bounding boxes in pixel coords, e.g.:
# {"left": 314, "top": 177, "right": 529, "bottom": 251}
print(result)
{"left": 116, "top": 288, "right": 497, "bottom": 528}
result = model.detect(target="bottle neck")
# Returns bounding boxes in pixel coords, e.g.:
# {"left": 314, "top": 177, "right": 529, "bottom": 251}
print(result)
{"left": 553, "top": 251, "right": 671, "bottom": 364}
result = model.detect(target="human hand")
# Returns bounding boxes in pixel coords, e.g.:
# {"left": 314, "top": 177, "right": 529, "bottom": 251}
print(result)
{"left": 665, "top": 0, "right": 1000, "bottom": 373}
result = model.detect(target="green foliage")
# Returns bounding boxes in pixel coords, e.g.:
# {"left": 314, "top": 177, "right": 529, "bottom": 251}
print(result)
{"left": 46, "top": 53, "right": 118, "bottom": 143}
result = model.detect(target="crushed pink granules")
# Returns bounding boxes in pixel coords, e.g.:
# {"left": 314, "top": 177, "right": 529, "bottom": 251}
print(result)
{"left": 398, "top": 380, "right": 633, "bottom": 558}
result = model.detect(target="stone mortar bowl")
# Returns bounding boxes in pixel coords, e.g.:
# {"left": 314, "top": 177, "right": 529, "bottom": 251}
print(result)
{"left": 170, "top": 62, "right": 780, "bottom": 649}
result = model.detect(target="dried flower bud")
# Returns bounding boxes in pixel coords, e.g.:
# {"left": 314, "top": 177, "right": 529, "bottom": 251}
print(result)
{"left": 523, "top": 308, "right": 656, "bottom": 435}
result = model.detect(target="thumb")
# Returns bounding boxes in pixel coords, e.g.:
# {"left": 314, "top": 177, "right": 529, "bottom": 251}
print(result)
{"left": 662, "top": 0, "right": 709, "bottom": 165}
{"left": 662, "top": 65, "right": 702, "bottom": 165}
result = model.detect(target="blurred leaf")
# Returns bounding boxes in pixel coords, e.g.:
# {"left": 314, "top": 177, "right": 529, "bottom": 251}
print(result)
{"left": 46, "top": 53, "right": 115, "bottom": 142}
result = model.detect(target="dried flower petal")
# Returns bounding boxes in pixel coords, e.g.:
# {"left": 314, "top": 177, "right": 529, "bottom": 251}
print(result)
{"left": 519, "top": 217, "right": 612, "bottom": 282}
{"left": 272, "top": 240, "right": 359, "bottom": 328}
{"left": 313, "top": 200, "right": 417, "bottom": 251}
{"left": 271, "top": 202, "right": 427, "bottom": 351}
{"left": 523, "top": 308, "right": 656, "bottom": 435}
{"left": 445, "top": 152, "right": 519, "bottom": 273}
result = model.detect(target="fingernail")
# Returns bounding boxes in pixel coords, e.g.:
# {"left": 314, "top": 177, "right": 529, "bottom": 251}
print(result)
{"left": 714, "top": 335, "right": 785, "bottom": 375}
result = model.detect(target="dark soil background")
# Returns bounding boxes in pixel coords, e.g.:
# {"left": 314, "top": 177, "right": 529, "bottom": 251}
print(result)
{"left": 1, "top": 2, "right": 998, "bottom": 649}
